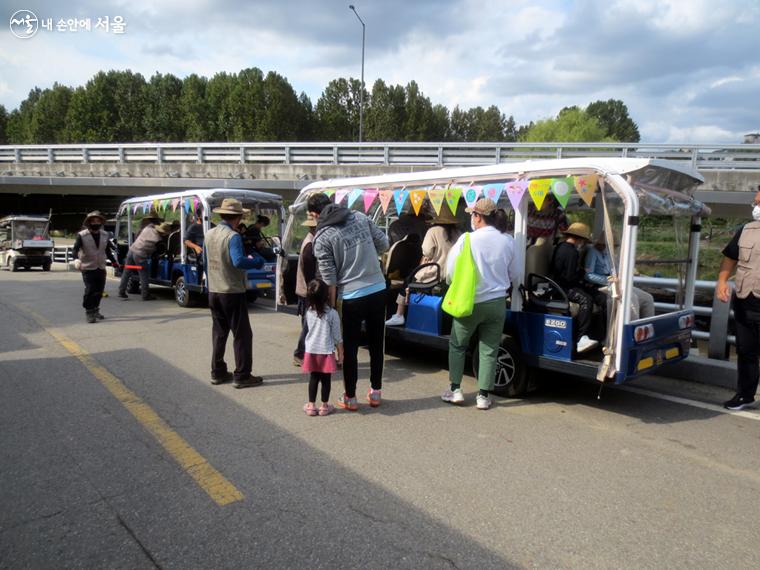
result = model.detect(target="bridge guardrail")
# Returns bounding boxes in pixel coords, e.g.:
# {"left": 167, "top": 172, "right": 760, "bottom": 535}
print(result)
{"left": 2, "top": 142, "right": 760, "bottom": 170}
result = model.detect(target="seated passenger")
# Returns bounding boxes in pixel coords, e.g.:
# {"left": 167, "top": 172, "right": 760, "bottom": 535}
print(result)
{"left": 386, "top": 209, "right": 462, "bottom": 326}
{"left": 527, "top": 195, "right": 568, "bottom": 244}
{"left": 388, "top": 213, "right": 427, "bottom": 246}
{"left": 385, "top": 233, "right": 423, "bottom": 282}
{"left": 184, "top": 212, "right": 205, "bottom": 260}
{"left": 550, "top": 222, "right": 605, "bottom": 353}
{"left": 254, "top": 238, "right": 277, "bottom": 262}
{"left": 585, "top": 235, "right": 655, "bottom": 320}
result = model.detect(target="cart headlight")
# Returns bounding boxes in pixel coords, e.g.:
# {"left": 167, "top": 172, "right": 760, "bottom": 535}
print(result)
{"left": 634, "top": 323, "right": 655, "bottom": 343}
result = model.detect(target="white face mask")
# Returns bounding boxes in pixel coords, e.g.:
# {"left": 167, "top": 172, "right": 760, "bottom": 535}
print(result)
{"left": 753, "top": 205, "right": 760, "bottom": 221}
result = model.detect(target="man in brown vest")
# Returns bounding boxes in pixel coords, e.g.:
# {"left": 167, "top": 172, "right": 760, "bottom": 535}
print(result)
{"left": 72, "top": 211, "right": 119, "bottom": 323}
{"left": 118, "top": 221, "right": 172, "bottom": 300}
{"left": 205, "top": 198, "right": 265, "bottom": 389}
{"left": 717, "top": 189, "right": 760, "bottom": 410}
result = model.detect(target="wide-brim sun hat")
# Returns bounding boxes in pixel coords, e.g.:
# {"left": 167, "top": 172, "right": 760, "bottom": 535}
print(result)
{"left": 562, "top": 222, "right": 592, "bottom": 241}
{"left": 142, "top": 209, "right": 163, "bottom": 222}
{"left": 155, "top": 222, "right": 174, "bottom": 236}
{"left": 212, "top": 198, "right": 250, "bottom": 215}
{"left": 428, "top": 205, "right": 459, "bottom": 225}
{"left": 83, "top": 210, "right": 106, "bottom": 225}
{"left": 465, "top": 197, "right": 497, "bottom": 216}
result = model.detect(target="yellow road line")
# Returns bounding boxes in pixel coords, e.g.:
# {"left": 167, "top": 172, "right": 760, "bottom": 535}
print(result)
{"left": 32, "top": 312, "right": 244, "bottom": 506}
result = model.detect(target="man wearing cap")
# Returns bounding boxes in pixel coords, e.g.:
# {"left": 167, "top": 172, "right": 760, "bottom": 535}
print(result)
{"left": 550, "top": 222, "right": 604, "bottom": 353}
{"left": 117, "top": 221, "right": 172, "bottom": 301}
{"left": 72, "top": 211, "right": 120, "bottom": 323}
{"left": 308, "top": 192, "right": 389, "bottom": 410}
{"left": 293, "top": 214, "right": 318, "bottom": 366}
{"left": 443, "top": 198, "right": 519, "bottom": 410}
{"left": 205, "top": 198, "right": 265, "bottom": 389}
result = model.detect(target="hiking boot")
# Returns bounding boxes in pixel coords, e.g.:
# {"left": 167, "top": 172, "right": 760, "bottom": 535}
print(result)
{"left": 233, "top": 375, "right": 264, "bottom": 389}
{"left": 85, "top": 311, "right": 97, "bottom": 324}
{"left": 441, "top": 388, "right": 465, "bottom": 404}
{"left": 210, "top": 371, "right": 233, "bottom": 385}
{"left": 95, "top": 311, "right": 105, "bottom": 320}
{"left": 476, "top": 394, "right": 492, "bottom": 410}
{"left": 337, "top": 394, "right": 359, "bottom": 411}
{"left": 117, "top": 291, "right": 128, "bottom": 299}
{"left": 367, "top": 388, "right": 382, "bottom": 407}
{"left": 724, "top": 394, "right": 756, "bottom": 411}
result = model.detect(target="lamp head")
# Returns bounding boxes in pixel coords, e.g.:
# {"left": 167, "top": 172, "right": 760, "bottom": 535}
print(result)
{"left": 349, "top": 4, "right": 355, "bottom": 9}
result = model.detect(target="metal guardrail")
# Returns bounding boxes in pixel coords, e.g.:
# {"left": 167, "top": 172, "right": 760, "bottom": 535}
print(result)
{"left": 53, "top": 246, "right": 73, "bottom": 265}
{"left": 2, "top": 142, "right": 760, "bottom": 170}
{"left": 633, "top": 276, "right": 735, "bottom": 357}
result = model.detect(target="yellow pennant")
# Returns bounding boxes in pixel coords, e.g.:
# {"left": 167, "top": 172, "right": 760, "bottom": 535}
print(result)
{"left": 528, "top": 179, "right": 552, "bottom": 210}
{"left": 574, "top": 174, "right": 599, "bottom": 207}
{"left": 428, "top": 189, "right": 446, "bottom": 215}
{"left": 409, "top": 190, "right": 426, "bottom": 215}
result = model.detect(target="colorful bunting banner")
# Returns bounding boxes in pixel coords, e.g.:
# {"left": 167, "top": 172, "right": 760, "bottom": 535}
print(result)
{"left": 193, "top": 197, "right": 200, "bottom": 213}
{"left": 347, "top": 188, "right": 363, "bottom": 209}
{"left": 190, "top": 198, "right": 196, "bottom": 214}
{"left": 152, "top": 199, "right": 159, "bottom": 212}
{"left": 445, "top": 187, "right": 462, "bottom": 215}
{"left": 363, "top": 188, "right": 379, "bottom": 212}
{"left": 550, "top": 177, "right": 574, "bottom": 208}
{"left": 393, "top": 188, "right": 409, "bottom": 215}
{"left": 463, "top": 186, "right": 481, "bottom": 209}
{"left": 335, "top": 189, "right": 350, "bottom": 204}
{"left": 132, "top": 204, "right": 140, "bottom": 215}
{"left": 528, "top": 179, "right": 552, "bottom": 210}
{"left": 378, "top": 190, "right": 394, "bottom": 214}
{"left": 482, "top": 183, "right": 504, "bottom": 204}
{"left": 184, "top": 200, "right": 191, "bottom": 214}
{"left": 171, "top": 198, "right": 180, "bottom": 212}
{"left": 409, "top": 190, "right": 426, "bottom": 216}
{"left": 575, "top": 174, "right": 599, "bottom": 207}
{"left": 428, "top": 189, "right": 446, "bottom": 216}
{"left": 505, "top": 180, "right": 528, "bottom": 210}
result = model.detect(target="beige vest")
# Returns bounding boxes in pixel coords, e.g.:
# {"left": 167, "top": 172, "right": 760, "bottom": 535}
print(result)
{"left": 78, "top": 229, "right": 108, "bottom": 270}
{"left": 295, "top": 232, "right": 315, "bottom": 298}
{"left": 735, "top": 221, "right": 760, "bottom": 299}
{"left": 205, "top": 224, "right": 247, "bottom": 294}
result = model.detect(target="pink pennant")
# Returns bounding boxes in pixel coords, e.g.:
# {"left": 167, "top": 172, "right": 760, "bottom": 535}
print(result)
{"left": 363, "top": 188, "right": 379, "bottom": 212}
{"left": 171, "top": 198, "right": 180, "bottom": 211}
{"left": 505, "top": 180, "right": 528, "bottom": 210}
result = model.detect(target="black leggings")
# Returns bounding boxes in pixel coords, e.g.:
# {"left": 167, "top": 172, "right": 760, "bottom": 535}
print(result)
{"left": 309, "top": 372, "right": 331, "bottom": 403}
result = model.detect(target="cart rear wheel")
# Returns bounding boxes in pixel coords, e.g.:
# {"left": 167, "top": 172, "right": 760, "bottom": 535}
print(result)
{"left": 174, "top": 276, "right": 195, "bottom": 308}
{"left": 472, "top": 335, "right": 529, "bottom": 397}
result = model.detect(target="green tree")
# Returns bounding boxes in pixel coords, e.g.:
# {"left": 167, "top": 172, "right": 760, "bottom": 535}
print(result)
{"left": 28, "top": 83, "right": 72, "bottom": 143}
{"left": 504, "top": 115, "right": 517, "bottom": 142}
{"left": 228, "top": 68, "right": 266, "bottom": 141}
{"left": 315, "top": 78, "right": 359, "bottom": 141}
{"left": 256, "top": 71, "right": 302, "bottom": 140}
{"left": 403, "top": 81, "right": 437, "bottom": 141}
{"left": 0, "top": 104, "right": 7, "bottom": 144}
{"left": 296, "top": 92, "right": 315, "bottom": 141}
{"left": 468, "top": 105, "right": 507, "bottom": 141}
{"left": 586, "top": 99, "right": 640, "bottom": 142}
{"left": 429, "top": 104, "right": 450, "bottom": 141}
{"left": 143, "top": 72, "right": 183, "bottom": 141}
{"left": 449, "top": 105, "right": 471, "bottom": 141}
{"left": 180, "top": 74, "right": 209, "bottom": 142}
{"left": 365, "top": 79, "right": 406, "bottom": 141}
{"left": 206, "top": 72, "right": 236, "bottom": 141}
{"left": 6, "top": 88, "right": 41, "bottom": 143}
{"left": 523, "top": 107, "right": 608, "bottom": 142}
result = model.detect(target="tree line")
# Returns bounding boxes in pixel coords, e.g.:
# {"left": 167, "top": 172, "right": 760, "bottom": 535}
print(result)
{"left": 0, "top": 68, "right": 640, "bottom": 145}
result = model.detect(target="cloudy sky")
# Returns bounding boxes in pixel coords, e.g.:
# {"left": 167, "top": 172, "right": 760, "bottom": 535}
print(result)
{"left": 2, "top": 0, "right": 759, "bottom": 143}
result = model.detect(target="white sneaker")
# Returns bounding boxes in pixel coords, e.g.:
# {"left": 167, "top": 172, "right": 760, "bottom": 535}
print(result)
{"left": 385, "top": 314, "right": 405, "bottom": 327}
{"left": 476, "top": 394, "right": 492, "bottom": 410}
{"left": 576, "top": 335, "right": 599, "bottom": 353}
{"left": 441, "top": 388, "right": 465, "bottom": 404}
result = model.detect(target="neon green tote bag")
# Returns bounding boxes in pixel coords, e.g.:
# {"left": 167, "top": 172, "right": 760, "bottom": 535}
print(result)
{"left": 442, "top": 233, "right": 479, "bottom": 318}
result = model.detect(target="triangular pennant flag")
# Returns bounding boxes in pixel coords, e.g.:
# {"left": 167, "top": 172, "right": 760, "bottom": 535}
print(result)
{"left": 482, "top": 183, "right": 504, "bottom": 204}
{"left": 184, "top": 200, "right": 191, "bottom": 214}
{"left": 335, "top": 189, "right": 350, "bottom": 204}
{"left": 363, "top": 188, "right": 379, "bottom": 212}
{"left": 575, "top": 174, "right": 599, "bottom": 207}
{"left": 409, "top": 190, "right": 426, "bottom": 216}
{"left": 143, "top": 203, "right": 151, "bottom": 214}
{"left": 428, "top": 189, "right": 446, "bottom": 216}
{"left": 551, "top": 177, "right": 574, "bottom": 208}
{"left": 322, "top": 189, "right": 336, "bottom": 198}
{"left": 171, "top": 198, "right": 180, "bottom": 212}
{"left": 528, "top": 179, "right": 552, "bottom": 210}
{"left": 463, "top": 186, "right": 482, "bottom": 209}
{"left": 132, "top": 204, "right": 140, "bottom": 215}
{"left": 190, "top": 199, "right": 196, "bottom": 214}
{"left": 445, "top": 187, "right": 462, "bottom": 215}
{"left": 505, "top": 180, "right": 528, "bottom": 210}
{"left": 378, "top": 190, "right": 394, "bottom": 214}
{"left": 152, "top": 199, "right": 159, "bottom": 212}
{"left": 347, "top": 188, "right": 363, "bottom": 209}
{"left": 393, "top": 188, "right": 409, "bottom": 215}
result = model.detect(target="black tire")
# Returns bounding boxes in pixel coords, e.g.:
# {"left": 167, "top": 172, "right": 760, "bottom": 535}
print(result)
{"left": 246, "top": 291, "right": 259, "bottom": 304}
{"left": 10, "top": 260, "right": 19, "bottom": 272}
{"left": 127, "top": 274, "right": 141, "bottom": 295}
{"left": 42, "top": 261, "right": 51, "bottom": 271}
{"left": 472, "top": 335, "right": 529, "bottom": 397}
{"left": 174, "top": 276, "right": 195, "bottom": 308}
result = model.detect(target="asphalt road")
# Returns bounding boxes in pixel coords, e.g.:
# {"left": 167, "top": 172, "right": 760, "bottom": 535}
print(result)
{"left": 1, "top": 266, "right": 759, "bottom": 569}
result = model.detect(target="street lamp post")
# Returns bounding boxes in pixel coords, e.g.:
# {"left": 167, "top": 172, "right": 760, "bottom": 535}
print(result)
{"left": 349, "top": 4, "right": 365, "bottom": 143}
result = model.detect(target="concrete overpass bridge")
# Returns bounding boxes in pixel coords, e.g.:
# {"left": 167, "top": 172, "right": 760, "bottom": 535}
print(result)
{"left": 2, "top": 142, "right": 759, "bottom": 227}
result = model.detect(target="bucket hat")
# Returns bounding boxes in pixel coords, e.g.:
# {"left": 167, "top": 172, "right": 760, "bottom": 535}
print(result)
{"left": 212, "top": 198, "right": 250, "bottom": 215}
{"left": 562, "top": 222, "right": 592, "bottom": 241}
{"left": 83, "top": 210, "right": 105, "bottom": 226}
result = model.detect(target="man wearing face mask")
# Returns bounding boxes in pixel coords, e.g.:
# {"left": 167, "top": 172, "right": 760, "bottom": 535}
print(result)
{"left": 72, "top": 211, "right": 120, "bottom": 323}
{"left": 716, "top": 189, "right": 760, "bottom": 410}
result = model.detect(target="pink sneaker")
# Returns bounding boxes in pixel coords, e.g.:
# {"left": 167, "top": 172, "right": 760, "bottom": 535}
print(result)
{"left": 318, "top": 403, "right": 335, "bottom": 416}
{"left": 303, "top": 402, "right": 318, "bottom": 416}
